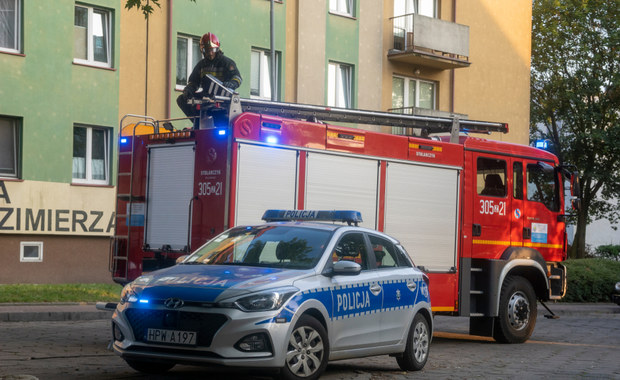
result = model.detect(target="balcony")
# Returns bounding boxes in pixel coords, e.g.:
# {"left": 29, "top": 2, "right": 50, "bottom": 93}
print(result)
{"left": 389, "top": 13, "right": 470, "bottom": 70}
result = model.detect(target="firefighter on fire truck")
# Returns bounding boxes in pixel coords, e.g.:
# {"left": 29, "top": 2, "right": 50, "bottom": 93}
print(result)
{"left": 176, "top": 32, "right": 243, "bottom": 120}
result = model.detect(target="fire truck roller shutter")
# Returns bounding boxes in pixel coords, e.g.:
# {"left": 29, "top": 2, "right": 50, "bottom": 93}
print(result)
{"left": 305, "top": 152, "right": 379, "bottom": 229}
{"left": 235, "top": 143, "right": 298, "bottom": 225}
{"left": 145, "top": 143, "right": 196, "bottom": 251}
{"left": 384, "top": 162, "right": 460, "bottom": 272}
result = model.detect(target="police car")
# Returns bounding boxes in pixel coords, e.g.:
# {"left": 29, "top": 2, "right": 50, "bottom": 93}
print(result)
{"left": 111, "top": 210, "right": 432, "bottom": 379}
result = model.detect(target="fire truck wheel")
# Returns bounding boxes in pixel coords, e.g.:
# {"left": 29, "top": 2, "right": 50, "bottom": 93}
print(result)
{"left": 125, "top": 358, "right": 175, "bottom": 374}
{"left": 494, "top": 275, "right": 537, "bottom": 343}
{"left": 279, "top": 315, "right": 329, "bottom": 380}
{"left": 396, "top": 313, "right": 430, "bottom": 371}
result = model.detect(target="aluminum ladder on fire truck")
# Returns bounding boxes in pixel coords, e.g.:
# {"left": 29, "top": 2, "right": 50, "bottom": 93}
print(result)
{"left": 199, "top": 74, "right": 509, "bottom": 142}
{"left": 110, "top": 115, "right": 157, "bottom": 284}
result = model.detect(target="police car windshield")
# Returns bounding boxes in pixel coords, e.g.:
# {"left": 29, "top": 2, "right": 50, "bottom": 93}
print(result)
{"left": 185, "top": 225, "right": 332, "bottom": 269}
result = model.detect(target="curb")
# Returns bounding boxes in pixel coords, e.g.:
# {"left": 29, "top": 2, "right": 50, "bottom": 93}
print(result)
{"left": 0, "top": 303, "right": 114, "bottom": 323}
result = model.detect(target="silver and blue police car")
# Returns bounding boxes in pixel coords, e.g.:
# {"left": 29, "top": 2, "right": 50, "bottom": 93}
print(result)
{"left": 111, "top": 210, "right": 432, "bottom": 379}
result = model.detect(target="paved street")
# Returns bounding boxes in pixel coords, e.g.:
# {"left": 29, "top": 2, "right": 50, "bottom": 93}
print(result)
{"left": 1, "top": 304, "right": 619, "bottom": 379}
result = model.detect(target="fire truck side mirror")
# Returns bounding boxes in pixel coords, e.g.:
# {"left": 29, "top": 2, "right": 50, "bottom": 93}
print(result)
{"left": 571, "top": 198, "right": 581, "bottom": 211}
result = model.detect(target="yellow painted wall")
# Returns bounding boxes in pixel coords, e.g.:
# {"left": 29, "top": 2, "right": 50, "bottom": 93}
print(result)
{"left": 119, "top": 3, "right": 170, "bottom": 122}
{"left": 453, "top": 0, "right": 532, "bottom": 144}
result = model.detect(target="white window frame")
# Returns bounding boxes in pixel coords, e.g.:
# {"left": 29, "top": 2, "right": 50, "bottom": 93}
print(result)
{"left": 175, "top": 34, "right": 201, "bottom": 90}
{"left": 392, "top": 75, "right": 436, "bottom": 112}
{"left": 0, "top": 116, "right": 19, "bottom": 178}
{"left": 329, "top": 0, "right": 354, "bottom": 17}
{"left": 250, "top": 48, "right": 280, "bottom": 101}
{"left": 72, "top": 125, "right": 110, "bottom": 185}
{"left": 20, "top": 242, "right": 43, "bottom": 262}
{"left": 0, "top": 0, "right": 21, "bottom": 53}
{"left": 328, "top": 62, "right": 353, "bottom": 108}
{"left": 394, "top": 0, "right": 436, "bottom": 18}
{"left": 73, "top": 4, "right": 112, "bottom": 68}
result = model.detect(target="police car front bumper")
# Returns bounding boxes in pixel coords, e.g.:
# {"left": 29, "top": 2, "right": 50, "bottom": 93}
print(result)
{"left": 111, "top": 303, "right": 293, "bottom": 368}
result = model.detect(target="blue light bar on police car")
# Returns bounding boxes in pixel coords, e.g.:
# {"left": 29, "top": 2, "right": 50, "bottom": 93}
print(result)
{"left": 262, "top": 209, "right": 363, "bottom": 225}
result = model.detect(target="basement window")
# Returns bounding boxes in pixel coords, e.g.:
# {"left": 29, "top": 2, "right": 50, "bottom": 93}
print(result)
{"left": 20, "top": 242, "right": 43, "bottom": 262}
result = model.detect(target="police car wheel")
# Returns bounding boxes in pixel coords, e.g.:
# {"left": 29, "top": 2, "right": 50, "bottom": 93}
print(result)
{"left": 124, "top": 358, "right": 175, "bottom": 374}
{"left": 279, "top": 315, "right": 329, "bottom": 380}
{"left": 396, "top": 313, "right": 430, "bottom": 371}
{"left": 493, "top": 275, "right": 537, "bottom": 343}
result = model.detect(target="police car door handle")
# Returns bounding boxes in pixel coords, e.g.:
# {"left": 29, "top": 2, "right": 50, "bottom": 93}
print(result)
{"left": 369, "top": 284, "right": 382, "bottom": 296}
{"left": 407, "top": 281, "right": 417, "bottom": 291}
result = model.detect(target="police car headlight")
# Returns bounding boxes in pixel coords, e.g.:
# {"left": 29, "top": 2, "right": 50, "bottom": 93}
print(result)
{"left": 226, "top": 287, "right": 298, "bottom": 312}
{"left": 120, "top": 284, "right": 139, "bottom": 304}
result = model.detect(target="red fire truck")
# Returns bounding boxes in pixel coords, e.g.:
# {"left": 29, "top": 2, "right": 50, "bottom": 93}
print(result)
{"left": 111, "top": 85, "right": 578, "bottom": 343}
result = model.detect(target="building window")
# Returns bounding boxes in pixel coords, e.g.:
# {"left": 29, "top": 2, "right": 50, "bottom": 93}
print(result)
{"left": 176, "top": 35, "right": 201, "bottom": 89}
{"left": 73, "top": 4, "right": 112, "bottom": 67}
{"left": 394, "top": 0, "right": 436, "bottom": 18}
{"left": 20, "top": 242, "right": 43, "bottom": 262}
{"left": 328, "top": 62, "right": 353, "bottom": 108}
{"left": 72, "top": 125, "right": 110, "bottom": 185}
{"left": 0, "top": 0, "right": 21, "bottom": 53}
{"left": 391, "top": 76, "right": 436, "bottom": 114}
{"left": 0, "top": 116, "right": 20, "bottom": 178}
{"left": 329, "top": 0, "right": 354, "bottom": 17}
{"left": 250, "top": 48, "right": 280, "bottom": 100}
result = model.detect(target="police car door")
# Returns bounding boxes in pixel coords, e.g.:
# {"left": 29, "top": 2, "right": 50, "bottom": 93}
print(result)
{"left": 329, "top": 232, "right": 383, "bottom": 350}
{"left": 368, "top": 233, "right": 422, "bottom": 345}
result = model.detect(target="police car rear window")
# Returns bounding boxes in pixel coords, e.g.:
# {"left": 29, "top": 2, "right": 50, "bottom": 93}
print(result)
{"left": 186, "top": 226, "right": 332, "bottom": 269}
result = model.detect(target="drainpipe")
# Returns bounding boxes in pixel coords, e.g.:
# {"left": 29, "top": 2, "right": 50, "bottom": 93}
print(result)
{"left": 145, "top": 0, "right": 150, "bottom": 116}
{"left": 450, "top": 0, "right": 456, "bottom": 114}
{"left": 166, "top": 0, "right": 173, "bottom": 118}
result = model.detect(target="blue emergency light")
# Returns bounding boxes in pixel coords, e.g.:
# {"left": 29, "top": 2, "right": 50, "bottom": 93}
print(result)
{"left": 535, "top": 139, "right": 549, "bottom": 150}
{"left": 266, "top": 136, "right": 279, "bottom": 145}
{"left": 120, "top": 137, "right": 128, "bottom": 144}
{"left": 262, "top": 209, "right": 363, "bottom": 226}
{"left": 218, "top": 129, "right": 227, "bottom": 136}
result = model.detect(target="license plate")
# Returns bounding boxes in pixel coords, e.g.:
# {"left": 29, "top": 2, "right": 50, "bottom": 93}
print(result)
{"left": 147, "top": 328, "right": 197, "bottom": 345}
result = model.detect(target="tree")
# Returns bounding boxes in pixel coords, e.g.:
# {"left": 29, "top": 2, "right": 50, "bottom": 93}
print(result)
{"left": 531, "top": 0, "right": 620, "bottom": 258}
{"left": 125, "top": 0, "right": 195, "bottom": 18}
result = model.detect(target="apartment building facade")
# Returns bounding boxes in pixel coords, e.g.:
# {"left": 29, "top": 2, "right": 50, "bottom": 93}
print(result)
{"left": 0, "top": 0, "right": 531, "bottom": 283}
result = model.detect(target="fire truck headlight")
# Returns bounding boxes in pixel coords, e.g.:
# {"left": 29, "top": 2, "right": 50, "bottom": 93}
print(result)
{"left": 221, "top": 287, "right": 298, "bottom": 312}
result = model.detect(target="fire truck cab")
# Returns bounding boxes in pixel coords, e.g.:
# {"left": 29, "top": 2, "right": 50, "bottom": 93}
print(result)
{"left": 111, "top": 82, "right": 577, "bottom": 343}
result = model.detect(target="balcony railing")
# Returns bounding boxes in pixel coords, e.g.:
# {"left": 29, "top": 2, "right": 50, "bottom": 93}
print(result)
{"left": 389, "top": 13, "right": 470, "bottom": 69}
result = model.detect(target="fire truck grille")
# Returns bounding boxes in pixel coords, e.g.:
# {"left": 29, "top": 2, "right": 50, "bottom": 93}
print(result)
{"left": 125, "top": 308, "right": 228, "bottom": 347}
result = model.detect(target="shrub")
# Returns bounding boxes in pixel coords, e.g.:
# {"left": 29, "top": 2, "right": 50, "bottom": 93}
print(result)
{"left": 594, "top": 244, "right": 620, "bottom": 261}
{"left": 562, "top": 258, "right": 620, "bottom": 303}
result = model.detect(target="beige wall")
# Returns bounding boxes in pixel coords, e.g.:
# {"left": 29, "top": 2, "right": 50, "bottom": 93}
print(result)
{"left": 119, "top": 3, "right": 170, "bottom": 121}
{"left": 296, "top": 0, "right": 327, "bottom": 104}
{"left": 357, "top": 1, "right": 384, "bottom": 110}
{"left": 453, "top": 0, "right": 532, "bottom": 144}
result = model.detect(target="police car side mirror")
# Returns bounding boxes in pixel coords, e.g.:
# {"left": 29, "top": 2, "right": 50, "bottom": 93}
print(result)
{"left": 325, "top": 260, "right": 362, "bottom": 277}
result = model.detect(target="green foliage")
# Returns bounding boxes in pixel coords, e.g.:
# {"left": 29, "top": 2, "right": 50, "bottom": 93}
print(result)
{"left": 0, "top": 284, "right": 122, "bottom": 303}
{"left": 562, "top": 259, "right": 620, "bottom": 302}
{"left": 594, "top": 244, "right": 620, "bottom": 261}
{"left": 531, "top": 0, "right": 620, "bottom": 258}
{"left": 125, "top": 0, "right": 195, "bottom": 18}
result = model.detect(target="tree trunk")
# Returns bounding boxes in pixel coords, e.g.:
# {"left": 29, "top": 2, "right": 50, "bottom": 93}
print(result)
{"left": 571, "top": 201, "right": 589, "bottom": 259}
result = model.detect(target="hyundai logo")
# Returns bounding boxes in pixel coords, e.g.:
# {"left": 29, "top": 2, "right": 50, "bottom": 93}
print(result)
{"left": 164, "top": 298, "right": 184, "bottom": 309}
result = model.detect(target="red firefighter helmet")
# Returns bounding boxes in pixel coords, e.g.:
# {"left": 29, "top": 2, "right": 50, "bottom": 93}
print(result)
{"left": 200, "top": 32, "right": 220, "bottom": 56}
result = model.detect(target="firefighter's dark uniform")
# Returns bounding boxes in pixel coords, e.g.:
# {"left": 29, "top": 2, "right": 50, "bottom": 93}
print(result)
{"left": 177, "top": 51, "right": 242, "bottom": 119}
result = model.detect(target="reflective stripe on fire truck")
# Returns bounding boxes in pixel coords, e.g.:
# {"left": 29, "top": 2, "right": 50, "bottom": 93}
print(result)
{"left": 472, "top": 239, "right": 563, "bottom": 249}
